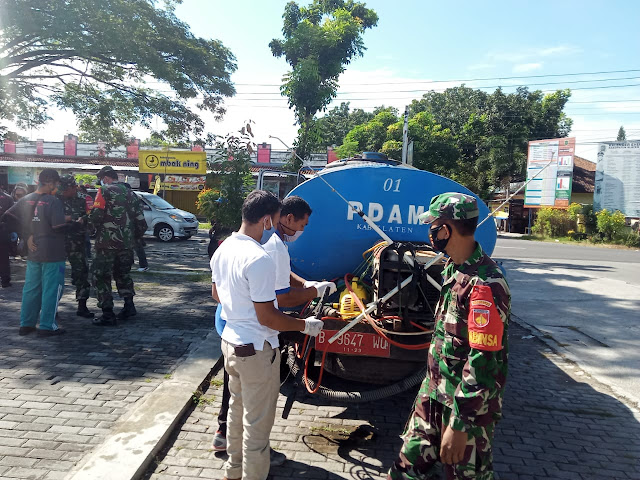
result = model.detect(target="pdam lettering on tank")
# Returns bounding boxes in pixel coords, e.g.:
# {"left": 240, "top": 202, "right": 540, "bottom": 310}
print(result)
{"left": 346, "top": 201, "right": 428, "bottom": 234}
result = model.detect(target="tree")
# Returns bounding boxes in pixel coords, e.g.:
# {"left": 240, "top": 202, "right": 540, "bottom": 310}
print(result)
{"left": 269, "top": 0, "right": 378, "bottom": 169}
{"left": 336, "top": 86, "right": 573, "bottom": 198}
{"left": 204, "top": 123, "right": 255, "bottom": 229}
{"left": 310, "top": 102, "right": 374, "bottom": 150}
{"left": 617, "top": 126, "right": 626, "bottom": 141}
{"left": 335, "top": 108, "right": 397, "bottom": 158}
{"left": 0, "top": 0, "right": 237, "bottom": 146}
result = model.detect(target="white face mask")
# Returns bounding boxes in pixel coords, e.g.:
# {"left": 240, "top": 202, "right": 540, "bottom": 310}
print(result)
{"left": 283, "top": 230, "right": 303, "bottom": 243}
{"left": 99, "top": 179, "right": 105, "bottom": 186}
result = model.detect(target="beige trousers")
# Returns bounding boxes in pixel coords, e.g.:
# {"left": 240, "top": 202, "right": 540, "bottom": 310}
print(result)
{"left": 221, "top": 339, "right": 281, "bottom": 480}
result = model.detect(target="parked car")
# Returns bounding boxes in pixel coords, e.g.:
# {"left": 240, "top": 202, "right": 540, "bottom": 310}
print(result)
{"left": 134, "top": 192, "right": 199, "bottom": 242}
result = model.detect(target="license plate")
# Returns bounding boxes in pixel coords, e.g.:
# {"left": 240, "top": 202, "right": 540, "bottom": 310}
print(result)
{"left": 315, "top": 329, "right": 390, "bottom": 358}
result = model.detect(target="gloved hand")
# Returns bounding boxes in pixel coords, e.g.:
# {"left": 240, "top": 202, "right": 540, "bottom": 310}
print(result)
{"left": 304, "top": 280, "right": 337, "bottom": 298}
{"left": 302, "top": 317, "right": 324, "bottom": 337}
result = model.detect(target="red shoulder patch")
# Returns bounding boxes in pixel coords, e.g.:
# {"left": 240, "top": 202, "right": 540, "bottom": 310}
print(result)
{"left": 467, "top": 284, "right": 503, "bottom": 351}
{"left": 93, "top": 189, "right": 105, "bottom": 210}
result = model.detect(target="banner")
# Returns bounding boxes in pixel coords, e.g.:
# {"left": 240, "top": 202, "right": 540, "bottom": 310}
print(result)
{"left": 594, "top": 142, "right": 640, "bottom": 217}
{"left": 8, "top": 167, "right": 41, "bottom": 185}
{"left": 161, "top": 175, "right": 206, "bottom": 191}
{"left": 138, "top": 150, "right": 206, "bottom": 174}
{"left": 524, "top": 137, "right": 575, "bottom": 208}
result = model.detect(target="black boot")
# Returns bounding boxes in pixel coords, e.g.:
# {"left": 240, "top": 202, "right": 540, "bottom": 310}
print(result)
{"left": 77, "top": 299, "right": 95, "bottom": 318}
{"left": 117, "top": 297, "right": 137, "bottom": 320}
{"left": 93, "top": 308, "right": 117, "bottom": 326}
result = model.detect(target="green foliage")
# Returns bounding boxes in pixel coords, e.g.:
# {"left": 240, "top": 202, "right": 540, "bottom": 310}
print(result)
{"left": 620, "top": 230, "right": 640, "bottom": 248}
{"left": 567, "top": 202, "right": 582, "bottom": 221}
{"left": 617, "top": 126, "right": 626, "bottom": 141}
{"left": 310, "top": 102, "right": 374, "bottom": 150}
{"left": 270, "top": 0, "right": 378, "bottom": 168}
{"left": 196, "top": 188, "right": 221, "bottom": 223}
{"left": 581, "top": 204, "right": 598, "bottom": 234}
{"left": 335, "top": 85, "right": 573, "bottom": 197}
{"left": 0, "top": 0, "right": 236, "bottom": 145}
{"left": 596, "top": 209, "right": 626, "bottom": 241}
{"left": 75, "top": 174, "right": 97, "bottom": 186}
{"left": 204, "top": 123, "right": 255, "bottom": 230}
{"left": 532, "top": 207, "right": 575, "bottom": 237}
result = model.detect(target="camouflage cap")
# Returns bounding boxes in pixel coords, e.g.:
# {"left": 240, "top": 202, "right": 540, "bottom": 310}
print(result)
{"left": 96, "top": 165, "right": 117, "bottom": 179}
{"left": 59, "top": 175, "right": 77, "bottom": 189}
{"left": 418, "top": 192, "right": 479, "bottom": 224}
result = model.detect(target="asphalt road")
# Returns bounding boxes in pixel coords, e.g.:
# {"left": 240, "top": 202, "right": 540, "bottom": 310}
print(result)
{"left": 493, "top": 236, "right": 640, "bottom": 406}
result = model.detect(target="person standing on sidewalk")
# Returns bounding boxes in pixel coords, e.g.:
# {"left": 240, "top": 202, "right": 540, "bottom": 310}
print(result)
{"left": 388, "top": 193, "right": 511, "bottom": 480}
{"left": 57, "top": 176, "right": 94, "bottom": 318}
{"left": 1, "top": 169, "right": 68, "bottom": 336}
{"left": 0, "top": 185, "right": 15, "bottom": 288}
{"left": 90, "top": 166, "right": 147, "bottom": 326}
{"left": 210, "top": 190, "right": 324, "bottom": 480}
{"left": 210, "top": 196, "right": 336, "bottom": 455}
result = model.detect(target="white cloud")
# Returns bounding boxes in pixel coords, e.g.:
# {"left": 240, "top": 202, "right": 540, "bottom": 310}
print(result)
{"left": 513, "top": 63, "right": 543, "bottom": 73}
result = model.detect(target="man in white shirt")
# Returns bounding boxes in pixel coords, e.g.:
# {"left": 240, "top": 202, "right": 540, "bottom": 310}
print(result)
{"left": 210, "top": 190, "right": 324, "bottom": 480}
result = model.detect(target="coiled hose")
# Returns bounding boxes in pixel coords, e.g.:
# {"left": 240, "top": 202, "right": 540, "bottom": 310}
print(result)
{"left": 286, "top": 345, "right": 427, "bottom": 403}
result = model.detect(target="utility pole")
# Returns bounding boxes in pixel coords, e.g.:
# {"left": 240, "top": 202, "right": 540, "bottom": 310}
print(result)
{"left": 401, "top": 106, "right": 409, "bottom": 164}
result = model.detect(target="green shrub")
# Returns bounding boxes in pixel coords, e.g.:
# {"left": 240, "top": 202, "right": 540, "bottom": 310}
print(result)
{"left": 596, "top": 209, "right": 626, "bottom": 241}
{"left": 532, "top": 207, "right": 575, "bottom": 237}
{"left": 196, "top": 188, "right": 221, "bottom": 223}
{"left": 567, "top": 202, "right": 582, "bottom": 221}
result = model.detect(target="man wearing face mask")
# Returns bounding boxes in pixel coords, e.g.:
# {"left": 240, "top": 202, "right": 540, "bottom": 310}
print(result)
{"left": 210, "top": 190, "right": 324, "bottom": 480}
{"left": 90, "top": 166, "right": 147, "bottom": 326}
{"left": 210, "top": 196, "right": 336, "bottom": 456}
{"left": 1, "top": 169, "right": 68, "bottom": 336}
{"left": 262, "top": 196, "right": 337, "bottom": 308}
{"left": 388, "top": 193, "right": 510, "bottom": 480}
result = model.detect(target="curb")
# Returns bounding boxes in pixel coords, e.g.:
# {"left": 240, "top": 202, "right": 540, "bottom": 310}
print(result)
{"left": 511, "top": 314, "right": 640, "bottom": 410}
{"left": 65, "top": 331, "right": 222, "bottom": 480}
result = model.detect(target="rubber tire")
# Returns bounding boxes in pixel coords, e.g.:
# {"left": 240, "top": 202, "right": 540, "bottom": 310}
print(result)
{"left": 156, "top": 224, "right": 174, "bottom": 242}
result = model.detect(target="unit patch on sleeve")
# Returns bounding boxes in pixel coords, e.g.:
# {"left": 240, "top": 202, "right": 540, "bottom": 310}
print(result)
{"left": 467, "top": 284, "right": 503, "bottom": 351}
{"left": 93, "top": 189, "right": 106, "bottom": 210}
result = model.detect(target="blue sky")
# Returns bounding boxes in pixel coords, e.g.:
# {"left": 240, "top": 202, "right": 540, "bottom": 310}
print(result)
{"left": 18, "top": 0, "right": 640, "bottom": 160}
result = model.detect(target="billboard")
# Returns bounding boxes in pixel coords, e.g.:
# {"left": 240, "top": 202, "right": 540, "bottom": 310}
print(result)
{"left": 593, "top": 142, "right": 640, "bottom": 217}
{"left": 138, "top": 150, "right": 206, "bottom": 175}
{"left": 160, "top": 175, "right": 206, "bottom": 191}
{"left": 524, "top": 137, "right": 575, "bottom": 208}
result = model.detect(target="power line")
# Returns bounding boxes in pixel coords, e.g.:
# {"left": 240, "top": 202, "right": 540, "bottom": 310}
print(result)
{"left": 229, "top": 75, "right": 640, "bottom": 95}
{"left": 229, "top": 68, "right": 640, "bottom": 87}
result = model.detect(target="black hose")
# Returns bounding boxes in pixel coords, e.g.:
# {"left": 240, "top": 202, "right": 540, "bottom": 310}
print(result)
{"left": 285, "top": 346, "right": 426, "bottom": 403}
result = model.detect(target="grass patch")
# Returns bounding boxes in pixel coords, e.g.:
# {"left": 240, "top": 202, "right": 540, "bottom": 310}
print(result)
{"left": 185, "top": 272, "right": 211, "bottom": 283}
{"left": 164, "top": 374, "right": 172, "bottom": 379}
{"left": 199, "top": 222, "right": 212, "bottom": 230}
{"left": 210, "top": 378, "right": 224, "bottom": 387}
{"left": 310, "top": 425, "right": 352, "bottom": 435}
{"left": 517, "top": 234, "right": 637, "bottom": 249}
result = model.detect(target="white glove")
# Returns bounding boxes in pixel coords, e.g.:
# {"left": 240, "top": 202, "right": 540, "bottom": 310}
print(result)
{"left": 313, "top": 281, "right": 337, "bottom": 298}
{"left": 302, "top": 317, "right": 324, "bottom": 337}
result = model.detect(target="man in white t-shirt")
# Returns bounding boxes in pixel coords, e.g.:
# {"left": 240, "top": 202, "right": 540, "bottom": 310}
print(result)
{"left": 262, "top": 195, "right": 337, "bottom": 307}
{"left": 210, "top": 190, "right": 324, "bottom": 480}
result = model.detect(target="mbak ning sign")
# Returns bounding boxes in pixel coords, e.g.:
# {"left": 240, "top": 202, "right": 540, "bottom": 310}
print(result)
{"left": 138, "top": 150, "right": 207, "bottom": 175}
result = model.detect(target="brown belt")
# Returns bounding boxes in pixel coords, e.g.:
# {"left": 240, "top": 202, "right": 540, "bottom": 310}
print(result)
{"left": 233, "top": 343, "right": 256, "bottom": 357}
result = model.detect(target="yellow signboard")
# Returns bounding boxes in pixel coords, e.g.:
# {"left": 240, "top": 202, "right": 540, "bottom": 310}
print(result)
{"left": 138, "top": 150, "right": 207, "bottom": 174}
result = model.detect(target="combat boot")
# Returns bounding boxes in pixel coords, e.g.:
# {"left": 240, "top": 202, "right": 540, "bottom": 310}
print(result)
{"left": 93, "top": 308, "right": 117, "bottom": 326}
{"left": 76, "top": 299, "right": 95, "bottom": 318}
{"left": 117, "top": 297, "right": 137, "bottom": 320}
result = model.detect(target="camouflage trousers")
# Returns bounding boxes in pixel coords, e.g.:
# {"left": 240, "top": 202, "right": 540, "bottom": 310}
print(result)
{"left": 66, "top": 239, "right": 90, "bottom": 301}
{"left": 93, "top": 248, "right": 135, "bottom": 310}
{"left": 388, "top": 395, "right": 495, "bottom": 480}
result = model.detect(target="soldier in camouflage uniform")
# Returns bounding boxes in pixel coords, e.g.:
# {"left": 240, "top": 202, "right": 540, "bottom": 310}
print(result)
{"left": 388, "top": 193, "right": 510, "bottom": 480}
{"left": 57, "top": 176, "right": 94, "bottom": 318}
{"left": 90, "top": 166, "right": 147, "bottom": 326}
